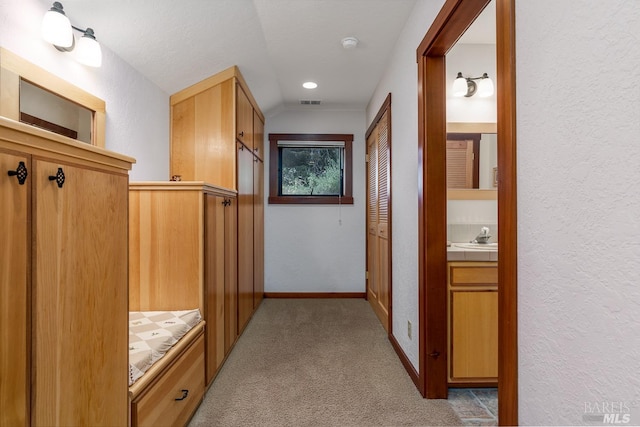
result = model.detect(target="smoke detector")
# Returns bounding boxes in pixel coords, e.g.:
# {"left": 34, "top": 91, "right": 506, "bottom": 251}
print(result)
{"left": 341, "top": 37, "right": 359, "bottom": 49}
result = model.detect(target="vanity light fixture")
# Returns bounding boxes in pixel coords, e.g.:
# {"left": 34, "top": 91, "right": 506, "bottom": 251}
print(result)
{"left": 452, "top": 72, "right": 494, "bottom": 97}
{"left": 41, "top": 2, "right": 102, "bottom": 67}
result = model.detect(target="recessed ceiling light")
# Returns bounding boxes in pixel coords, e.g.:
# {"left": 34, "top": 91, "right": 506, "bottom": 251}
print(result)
{"left": 303, "top": 81, "right": 318, "bottom": 89}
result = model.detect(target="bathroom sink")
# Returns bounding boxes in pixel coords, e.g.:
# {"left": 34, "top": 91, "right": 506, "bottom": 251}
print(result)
{"left": 453, "top": 243, "right": 498, "bottom": 251}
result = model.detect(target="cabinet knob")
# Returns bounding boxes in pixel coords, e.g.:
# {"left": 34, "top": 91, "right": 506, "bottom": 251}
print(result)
{"left": 7, "top": 161, "right": 28, "bottom": 185}
{"left": 174, "top": 389, "right": 189, "bottom": 401}
{"left": 48, "top": 167, "right": 65, "bottom": 188}
{"left": 239, "top": 131, "right": 244, "bottom": 137}
{"left": 253, "top": 147, "right": 259, "bottom": 152}
{"left": 222, "top": 199, "right": 231, "bottom": 206}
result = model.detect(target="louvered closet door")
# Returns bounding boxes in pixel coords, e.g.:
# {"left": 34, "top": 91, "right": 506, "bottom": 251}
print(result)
{"left": 367, "top": 130, "right": 379, "bottom": 307}
{"left": 367, "top": 109, "right": 390, "bottom": 332}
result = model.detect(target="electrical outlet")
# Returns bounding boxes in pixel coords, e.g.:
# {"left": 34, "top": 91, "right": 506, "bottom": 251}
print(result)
{"left": 407, "top": 321, "right": 412, "bottom": 339}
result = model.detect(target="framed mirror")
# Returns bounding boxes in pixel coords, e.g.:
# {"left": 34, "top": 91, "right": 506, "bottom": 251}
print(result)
{"left": 446, "top": 122, "right": 497, "bottom": 200}
{"left": 0, "top": 48, "right": 105, "bottom": 147}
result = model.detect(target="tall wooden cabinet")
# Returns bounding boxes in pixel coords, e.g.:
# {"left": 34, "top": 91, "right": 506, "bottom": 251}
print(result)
{"left": 128, "top": 182, "right": 238, "bottom": 385}
{"left": 0, "top": 118, "right": 133, "bottom": 426}
{"left": 170, "top": 66, "right": 265, "bottom": 336}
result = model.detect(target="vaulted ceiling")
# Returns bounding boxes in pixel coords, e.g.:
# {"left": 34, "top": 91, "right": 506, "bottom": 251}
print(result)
{"left": 54, "top": 0, "right": 494, "bottom": 116}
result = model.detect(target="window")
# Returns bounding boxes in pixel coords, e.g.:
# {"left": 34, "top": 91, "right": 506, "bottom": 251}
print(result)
{"left": 268, "top": 133, "right": 354, "bottom": 204}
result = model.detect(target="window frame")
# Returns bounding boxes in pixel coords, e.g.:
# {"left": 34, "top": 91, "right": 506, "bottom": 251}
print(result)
{"left": 268, "top": 133, "right": 354, "bottom": 205}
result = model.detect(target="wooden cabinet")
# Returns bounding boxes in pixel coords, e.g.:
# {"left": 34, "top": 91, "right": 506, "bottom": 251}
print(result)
{"left": 129, "top": 182, "right": 237, "bottom": 386}
{"left": 447, "top": 262, "right": 498, "bottom": 386}
{"left": 170, "top": 66, "right": 265, "bottom": 335}
{"left": 0, "top": 118, "right": 133, "bottom": 426}
{"left": 170, "top": 66, "right": 265, "bottom": 191}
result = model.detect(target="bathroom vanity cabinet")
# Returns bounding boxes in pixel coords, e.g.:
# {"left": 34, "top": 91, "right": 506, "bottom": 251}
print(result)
{"left": 447, "top": 261, "right": 498, "bottom": 386}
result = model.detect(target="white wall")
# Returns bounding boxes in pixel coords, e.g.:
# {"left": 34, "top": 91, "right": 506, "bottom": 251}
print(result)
{"left": 366, "top": 0, "right": 446, "bottom": 369}
{"left": 264, "top": 109, "right": 366, "bottom": 293}
{"left": 0, "top": 0, "right": 169, "bottom": 180}
{"left": 517, "top": 1, "right": 640, "bottom": 425}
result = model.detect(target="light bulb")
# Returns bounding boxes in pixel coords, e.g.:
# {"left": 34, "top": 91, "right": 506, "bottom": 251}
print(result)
{"left": 41, "top": 2, "right": 73, "bottom": 47}
{"left": 452, "top": 73, "right": 468, "bottom": 97}
{"left": 76, "top": 29, "right": 102, "bottom": 67}
{"left": 477, "top": 74, "right": 494, "bottom": 97}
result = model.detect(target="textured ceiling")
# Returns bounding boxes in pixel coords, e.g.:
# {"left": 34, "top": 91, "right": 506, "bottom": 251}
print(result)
{"left": 57, "top": 0, "right": 419, "bottom": 116}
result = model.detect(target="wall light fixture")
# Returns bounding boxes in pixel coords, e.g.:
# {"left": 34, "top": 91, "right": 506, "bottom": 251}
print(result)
{"left": 452, "top": 72, "right": 494, "bottom": 97}
{"left": 41, "top": 2, "right": 102, "bottom": 67}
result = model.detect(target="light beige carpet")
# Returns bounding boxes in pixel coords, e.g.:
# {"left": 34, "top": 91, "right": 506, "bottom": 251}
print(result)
{"left": 189, "top": 298, "right": 462, "bottom": 427}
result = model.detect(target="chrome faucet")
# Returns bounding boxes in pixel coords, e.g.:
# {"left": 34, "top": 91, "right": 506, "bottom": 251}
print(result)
{"left": 472, "top": 226, "right": 492, "bottom": 244}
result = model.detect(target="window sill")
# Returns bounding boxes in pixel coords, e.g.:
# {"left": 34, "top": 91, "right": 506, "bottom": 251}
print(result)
{"left": 268, "top": 196, "right": 354, "bottom": 205}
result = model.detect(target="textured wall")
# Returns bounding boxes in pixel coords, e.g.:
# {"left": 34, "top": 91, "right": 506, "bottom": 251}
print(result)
{"left": 264, "top": 109, "right": 366, "bottom": 293}
{"left": 0, "top": 0, "right": 169, "bottom": 180}
{"left": 517, "top": 1, "right": 640, "bottom": 424}
{"left": 366, "top": 0, "right": 446, "bottom": 370}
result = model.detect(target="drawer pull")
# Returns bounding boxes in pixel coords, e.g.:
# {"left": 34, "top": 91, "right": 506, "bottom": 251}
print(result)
{"left": 175, "top": 389, "right": 189, "bottom": 401}
{"left": 7, "top": 161, "right": 28, "bottom": 185}
{"left": 48, "top": 168, "right": 65, "bottom": 188}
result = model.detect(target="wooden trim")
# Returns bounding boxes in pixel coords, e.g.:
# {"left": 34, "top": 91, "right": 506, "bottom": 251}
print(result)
{"left": 129, "top": 181, "right": 236, "bottom": 197}
{"left": 447, "top": 122, "right": 497, "bottom": 133}
{"left": 264, "top": 292, "right": 366, "bottom": 299}
{"left": 0, "top": 48, "right": 106, "bottom": 148}
{"left": 447, "top": 189, "right": 497, "bottom": 200}
{"left": 20, "top": 112, "right": 78, "bottom": 140}
{"left": 496, "top": 0, "right": 518, "bottom": 424}
{"left": 418, "top": 0, "right": 518, "bottom": 423}
{"left": 0, "top": 117, "right": 134, "bottom": 172}
{"left": 417, "top": 0, "right": 489, "bottom": 58}
{"left": 389, "top": 334, "right": 420, "bottom": 388}
{"left": 267, "top": 196, "right": 353, "bottom": 205}
{"left": 365, "top": 93, "right": 392, "bottom": 139}
{"left": 267, "top": 133, "right": 354, "bottom": 205}
{"left": 422, "top": 54, "right": 449, "bottom": 399}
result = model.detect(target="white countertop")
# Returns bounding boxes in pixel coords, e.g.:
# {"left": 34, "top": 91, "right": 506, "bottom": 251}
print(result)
{"left": 447, "top": 243, "right": 498, "bottom": 261}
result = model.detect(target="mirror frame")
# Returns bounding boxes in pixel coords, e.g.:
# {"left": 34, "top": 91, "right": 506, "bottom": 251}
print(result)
{"left": 0, "top": 48, "right": 105, "bottom": 148}
{"left": 446, "top": 122, "right": 497, "bottom": 200}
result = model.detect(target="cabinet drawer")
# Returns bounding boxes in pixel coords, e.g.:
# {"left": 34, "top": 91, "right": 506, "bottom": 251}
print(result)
{"left": 132, "top": 335, "right": 205, "bottom": 427}
{"left": 450, "top": 265, "right": 497, "bottom": 286}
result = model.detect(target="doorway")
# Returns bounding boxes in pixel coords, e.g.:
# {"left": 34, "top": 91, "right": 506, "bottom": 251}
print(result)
{"left": 416, "top": 0, "right": 517, "bottom": 425}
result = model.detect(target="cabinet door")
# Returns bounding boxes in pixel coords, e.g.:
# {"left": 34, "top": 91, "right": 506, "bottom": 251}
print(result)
{"left": 171, "top": 80, "right": 236, "bottom": 189}
{"left": 204, "top": 194, "right": 226, "bottom": 385}
{"left": 253, "top": 157, "right": 264, "bottom": 308}
{"left": 252, "top": 110, "right": 264, "bottom": 160}
{"left": 450, "top": 290, "right": 498, "bottom": 381}
{"left": 0, "top": 151, "right": 29, "bottom": 426}
{"left": 224, "top": 197, "right": 238, "bottom": 354}
{"left": 237, "top": 143, "right": 254, "bottom": 332}
{"left": 32, "top": 159, "right": 129, "bottom": 426}
{"left": 236, "top": 84, "right": 254, "bottom": 150}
